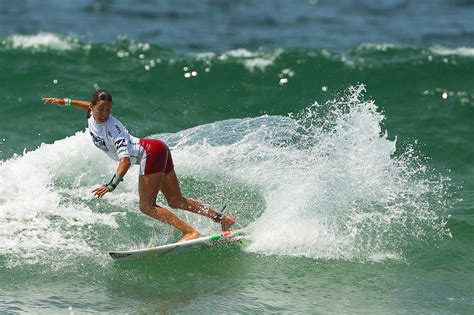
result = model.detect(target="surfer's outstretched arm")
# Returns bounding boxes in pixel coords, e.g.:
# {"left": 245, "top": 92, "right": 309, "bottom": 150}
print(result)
{"left": 42, "top": 97, "right": 91, "bottom": 111}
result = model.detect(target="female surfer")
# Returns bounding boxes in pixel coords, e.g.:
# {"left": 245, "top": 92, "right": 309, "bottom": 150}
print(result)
{"left": 41, "top": 90, "right": 235, "bottom": 242}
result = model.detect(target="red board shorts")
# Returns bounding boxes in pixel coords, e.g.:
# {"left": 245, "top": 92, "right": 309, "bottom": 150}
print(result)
{"left": 139, "top": 139, "right": 174, "bottom": 176}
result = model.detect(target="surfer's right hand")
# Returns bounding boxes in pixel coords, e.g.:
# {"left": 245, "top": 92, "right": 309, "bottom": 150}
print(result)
{"left": 92, "top": 185, "right": 111, "bottom": 198}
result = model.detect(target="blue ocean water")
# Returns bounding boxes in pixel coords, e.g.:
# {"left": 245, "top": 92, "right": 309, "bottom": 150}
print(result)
{"left": 0, "top": 1, "right": 473, "bottom": 313}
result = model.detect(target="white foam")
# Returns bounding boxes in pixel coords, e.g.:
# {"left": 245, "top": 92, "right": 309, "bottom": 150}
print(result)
{"left": 191, "top": 48, "right": 280, "bottom": 72}
{"left": 10, "top": 32, "right": 74, "bottom": 50}
{"left": 225, "top": 48, "right": 257, "bottom": 58}
{"left": 430, "top": 45, "right": 474, "bottom": 57}
{"left": 165, "top": 84, "right": 451, "bottom": 261}
{"left": 218, "top": 48, "right": 281, "bottom": 72}
{"left": 355, "top": 43, "right": 401, "bottom": 52}
{"left": 0, "top": 131, "right": 123, "bottom": 267}
{"left": 243, "top": 57, "right": 275, "bottom": 72}
{"left": 0, "top": 86, "right": 451, "bottom": 265}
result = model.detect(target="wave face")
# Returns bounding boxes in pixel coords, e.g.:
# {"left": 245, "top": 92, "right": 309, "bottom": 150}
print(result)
{"left": 0, "top": 84, "right": 453, "bottom": 268}
{"left": 0, "top": 31, "right": 472, "bottom": 314}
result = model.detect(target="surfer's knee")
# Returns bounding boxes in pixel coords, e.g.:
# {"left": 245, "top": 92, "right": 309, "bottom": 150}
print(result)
{"left": 166, "top": 196, "right": 186, "bottom": 209}
{"left": 139, "top": 200, "right": 155, "bottom": 214}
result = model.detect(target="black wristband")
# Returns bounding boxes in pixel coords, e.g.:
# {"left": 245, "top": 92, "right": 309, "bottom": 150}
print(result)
{"left": 212, "top": 212, "right": 224, "bottom": 223}
{"left": 105, "top": 174, "right": 123, "bottom": 191}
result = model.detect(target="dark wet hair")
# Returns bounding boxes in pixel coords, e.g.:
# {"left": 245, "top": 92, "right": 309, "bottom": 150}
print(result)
{"left": 87, "top": 89, "right": 113, "bottom": 118}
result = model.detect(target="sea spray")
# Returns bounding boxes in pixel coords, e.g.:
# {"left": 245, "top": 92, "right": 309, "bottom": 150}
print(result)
{"left": 243, "top": 85, "right": 452, "bottom": 260}
{"left": 165, "top": 85, "right": 452, "bottom": 261}
{"left": 0, "top": 86, "right": 452, "bottom": 268}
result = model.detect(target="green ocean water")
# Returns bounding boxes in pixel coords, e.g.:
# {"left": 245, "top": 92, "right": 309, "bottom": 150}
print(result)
{"left": 0, "top": 34, "right": 473, "bottom": 313}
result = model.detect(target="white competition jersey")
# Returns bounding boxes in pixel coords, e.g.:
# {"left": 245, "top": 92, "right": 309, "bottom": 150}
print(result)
{"left": 87, "top": 115, "right": 143, "bottom": 165}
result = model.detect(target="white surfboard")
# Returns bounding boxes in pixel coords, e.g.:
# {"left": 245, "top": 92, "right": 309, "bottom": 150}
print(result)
{"left": 109, "top": 230, "right": 245, "bottom": 260}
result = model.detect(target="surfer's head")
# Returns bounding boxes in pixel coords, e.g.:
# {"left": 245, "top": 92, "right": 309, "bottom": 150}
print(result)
{"left": 88, "top": 90, "right": 113, "bottom": 122}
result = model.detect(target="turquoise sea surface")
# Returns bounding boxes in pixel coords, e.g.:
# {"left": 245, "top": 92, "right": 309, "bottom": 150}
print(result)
{"left": 0, "top": 1, "right": 473, "bottom": 313}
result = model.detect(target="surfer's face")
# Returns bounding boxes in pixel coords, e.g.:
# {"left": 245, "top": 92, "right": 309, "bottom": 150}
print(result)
{"left": 91, "top": 101, "right": 112, "bottom": 123}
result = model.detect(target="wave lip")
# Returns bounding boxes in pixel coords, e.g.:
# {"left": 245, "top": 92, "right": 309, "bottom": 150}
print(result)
{"left": 5, "top": 32, "right": 76, "bottom": 51}
{"left": 430, "top": 45, "right": 474, "bottom": 57}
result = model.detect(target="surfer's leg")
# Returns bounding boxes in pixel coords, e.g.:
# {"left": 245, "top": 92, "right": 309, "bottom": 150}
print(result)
{"left": 139, "top": 172, "right": 199, "bottom": 242}
{"left": 161, "top": 170, "right": 236, "bottom": 231}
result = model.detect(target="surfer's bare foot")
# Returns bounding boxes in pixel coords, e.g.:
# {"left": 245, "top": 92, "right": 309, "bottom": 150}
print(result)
{"left": 178, "top": 230, "right": 200, "bottom": 242}
{"left": 220, "top": 214, "right": 236, "bottom": 232}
